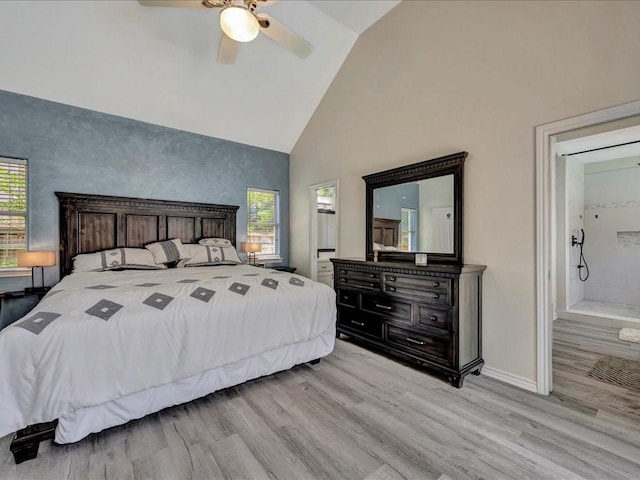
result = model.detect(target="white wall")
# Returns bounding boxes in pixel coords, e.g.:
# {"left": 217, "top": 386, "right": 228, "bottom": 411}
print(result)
{"left": 583, "top": 165, "right": 640, "bottom": 306}
{"left": 0, "top": 1, "right": 357, "bottom": 153}
{"left": 290, "top": 1, "right": 640, "bottom": 385}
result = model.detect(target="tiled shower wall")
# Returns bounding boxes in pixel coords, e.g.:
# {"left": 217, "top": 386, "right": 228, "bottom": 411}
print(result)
{"left": 566, "top": 159, "right": 585, "bottom": 308}
{"left": 583, "top": 165, "right": 640, "bottom": 306}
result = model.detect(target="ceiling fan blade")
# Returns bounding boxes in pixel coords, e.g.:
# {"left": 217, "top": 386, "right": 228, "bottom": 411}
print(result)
{"left": 217, "top": 32, "right": 239, "bottom": 64}
{"left": 256, "top": 13, "right": 313, "bottom": 59}
{"left": 138, "top": 0, "right": 224, "bottom": 8}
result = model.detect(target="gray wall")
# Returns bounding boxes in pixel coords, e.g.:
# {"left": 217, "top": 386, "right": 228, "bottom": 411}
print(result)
{"left": 0, "top": 90, "right": 289, "bottom": 290}
{"left": 373, "top": 182, "right": 419, "bottom": 220}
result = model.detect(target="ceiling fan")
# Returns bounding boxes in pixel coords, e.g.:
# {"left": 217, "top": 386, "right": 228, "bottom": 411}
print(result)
{"left": 138, "top": 0, "right": 314, "bottom": 64}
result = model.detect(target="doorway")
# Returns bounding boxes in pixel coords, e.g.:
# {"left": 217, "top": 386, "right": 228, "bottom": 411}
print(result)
{"left": 555, "top": 127, "right": 640, "bottom": 324}
{"left": 309, "top": 180, "right": 338, "bottom": 286}
{"left": 535, "top": 99, "right": 640, "bottom": 395}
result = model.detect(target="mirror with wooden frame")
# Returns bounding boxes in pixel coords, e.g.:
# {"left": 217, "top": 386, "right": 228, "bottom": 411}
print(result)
{"left": 364, "top": 151, "right": 466, "bottom": 264}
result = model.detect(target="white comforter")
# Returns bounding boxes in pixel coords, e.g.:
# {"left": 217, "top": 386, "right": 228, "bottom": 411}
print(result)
{"left": 0, "top": 265, "right": 336, "bottom": 438}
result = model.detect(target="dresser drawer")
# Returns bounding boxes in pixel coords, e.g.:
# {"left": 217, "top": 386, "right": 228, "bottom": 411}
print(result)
{"left": 361, "top": 294, "right": 411, "bottom": 324}
{"left": 337, "top": 268, "right": 381, "bottom": 291}
{"left": 317, "top": 261, "right": 332, "bottom": 272}
{"left": 383, "top": 273, "right": 451, "bottom": 305}
{"left": 317, "top": 271, "right": 334, "bottom": 288}
{"left": 386, "top": 325, "right": 450, "bottom": 364}
{"left": 416, "top": 304, "right": 451, "bottom": 332}
{"left": 337, "top": 289, "right": 358, "bottom": 308}
{"left": 338, "top": 310, "right": 383, "bottom": 339}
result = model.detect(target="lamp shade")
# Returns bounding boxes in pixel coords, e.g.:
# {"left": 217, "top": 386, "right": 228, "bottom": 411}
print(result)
{"left": 241, "top": 242, "right": 262, "bottom": 254}
{"left": 17, "top": 251, "right": 56, "bottom": 267}
{"left": 220, "top": 6, "right": 260, "bottom": 42}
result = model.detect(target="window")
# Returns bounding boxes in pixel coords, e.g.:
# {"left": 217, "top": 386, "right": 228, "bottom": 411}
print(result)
{"left": 247, "top": 187, "right": 280, "bottom": 259}
{"left": 0, "top": 158, "right": 27, "bottom": 270}
{"left": 400, "top": 208, "right": 417, "bottom": 251}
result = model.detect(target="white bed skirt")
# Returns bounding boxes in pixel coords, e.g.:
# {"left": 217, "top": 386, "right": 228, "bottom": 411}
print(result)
{"left": 55, "top": 327, "right": 335, "bottom": 444}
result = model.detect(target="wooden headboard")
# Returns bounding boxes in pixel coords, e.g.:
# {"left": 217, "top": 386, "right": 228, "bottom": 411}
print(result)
{"left": 56, "top": 192, "right": 239, "bottom": 278}
{"left": 373, "top": 217, "right": 401, "bottom": 247}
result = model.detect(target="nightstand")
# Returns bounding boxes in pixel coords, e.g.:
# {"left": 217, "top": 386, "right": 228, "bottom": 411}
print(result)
{"left": 0, "top": 288, "right": 50, "bottom": 331}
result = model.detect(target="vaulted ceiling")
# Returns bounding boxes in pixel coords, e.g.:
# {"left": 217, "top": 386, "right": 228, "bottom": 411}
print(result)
{"left": 0, "top": 0, "right": 399, "bottom": 153}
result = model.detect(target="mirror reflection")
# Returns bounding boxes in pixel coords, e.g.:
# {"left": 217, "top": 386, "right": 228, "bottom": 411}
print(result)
{"left": 372, "top": 174, "right": 454, "bottom": 254}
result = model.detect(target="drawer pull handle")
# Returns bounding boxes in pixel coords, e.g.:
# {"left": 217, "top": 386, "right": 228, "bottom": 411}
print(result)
{"left": 388, "top": 276, "right": 396, "bottom": 282}
{"left": 340, "top": 270, "right": 347, "bottom": 274}
{"left": 369, "top": 274, "right": 376, "bottom": 278}
{"left": 387, "top": 286, "right": 396, "bottom": 292}
{"left": 429, "top": 315, "right": 437, "bottom": 321}
{"left": 432, "top": 282, "right": 440, "bottom": 288}
{"left": 406, "top": 337, "right": 426, "bottom": 346}
{"left": 343, "top": 295, "right": 349, "bottom": 300}
{"left": 351, "top": 320, "right": 366, "bottom": 327}
{"left": 375, "top": 303, "right": 392, "bottom": 311}
{"left": 432, "top": 294, "right": 440, "bottom": 299}
{"left": 370, "top": 283, "right": 375, "bottom": 288}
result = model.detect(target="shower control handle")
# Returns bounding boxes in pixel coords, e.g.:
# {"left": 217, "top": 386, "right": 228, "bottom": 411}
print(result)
{"left": 571, "top": 228, "right": 585, "bottom": 247}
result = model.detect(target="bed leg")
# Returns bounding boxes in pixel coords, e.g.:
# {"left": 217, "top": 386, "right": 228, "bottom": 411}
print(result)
{"left": 10, "top": 420, "right": 57, "bottom": 464}
{"left": 309, "top": 358, "right": 321, "bottom": 365}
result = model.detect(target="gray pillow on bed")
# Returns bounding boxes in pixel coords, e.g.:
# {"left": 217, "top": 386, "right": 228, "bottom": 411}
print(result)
{"left": 198, "top": 237, "right": 232, "bottom": 247}
{"left": 73, "top": 248, "right": 166, "bottom": 273}
{"left": 178, "top": 243, "right": 242, "bottom": 267}
{"left": 145, "top": 239, "right": 190, "bottom": 264}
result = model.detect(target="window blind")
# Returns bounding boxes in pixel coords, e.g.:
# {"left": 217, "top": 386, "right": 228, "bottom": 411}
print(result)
{"left": 0, "top": 158, "right": 27, "bottom": 269}
{"left": 247, "top": 187, "right": 280, "bottom": 258}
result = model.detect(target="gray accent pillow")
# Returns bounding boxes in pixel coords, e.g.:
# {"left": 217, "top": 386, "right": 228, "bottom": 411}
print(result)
{"left": 73, "top": 248, "right": 166, "bottom": 273}
{"left": 145, "top": 239, "right": 190, "bottom": 264}
{"left": 198, "top": 237, "right": 232, "bottom": 247}
{"left": 178, "top": 243, "right": 242, "bottom": 267}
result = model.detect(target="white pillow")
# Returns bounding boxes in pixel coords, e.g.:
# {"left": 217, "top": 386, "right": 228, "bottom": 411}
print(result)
{"left": 198, "top": 237, "right": 232, "bottom": 247}
{"left": 145, "top": 239, "right": 190, "bottom": 264}
{"left": 178, "top": 243, "right": 242, "bottom": 267}
{"left": 73, "top": 248, "right": 166, "bottom": 273}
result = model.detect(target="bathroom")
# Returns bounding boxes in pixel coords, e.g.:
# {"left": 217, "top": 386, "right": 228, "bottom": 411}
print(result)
{"left": 555, "top": 122, "right": 640, "bottom": 326}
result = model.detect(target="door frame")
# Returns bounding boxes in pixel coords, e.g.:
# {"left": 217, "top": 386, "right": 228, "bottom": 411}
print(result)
{"left": 535, "top": 99, "right": 640, "bottom": 395}
{"left": 309, "top": 179, "right": 339, "bottom": 281}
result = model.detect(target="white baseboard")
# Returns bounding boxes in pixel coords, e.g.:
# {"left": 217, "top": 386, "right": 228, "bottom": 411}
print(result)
{"left": 482, "top": 366, "right": 538, "bottom": 393}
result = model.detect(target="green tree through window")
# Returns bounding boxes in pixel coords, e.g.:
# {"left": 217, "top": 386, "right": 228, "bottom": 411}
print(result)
{"left": 0, "top": 158, "right": 27, "bottom": 268}
{"left": 247, "top": 187, "right": 280, "bottom": 258}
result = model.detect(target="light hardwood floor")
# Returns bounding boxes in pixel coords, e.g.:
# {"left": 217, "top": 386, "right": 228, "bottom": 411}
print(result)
{"left": 1, "top": 322, "right": 639, "bottom": 480}
{"left": 552, "top": 318, "right": 640, "bottom": 422}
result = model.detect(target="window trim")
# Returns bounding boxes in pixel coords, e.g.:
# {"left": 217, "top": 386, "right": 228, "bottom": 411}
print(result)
{"left": 0, "top": 156, "right": 29, "bottom": 276}
{"left": 246, "top": 186, "right": 281, "bottom": 261}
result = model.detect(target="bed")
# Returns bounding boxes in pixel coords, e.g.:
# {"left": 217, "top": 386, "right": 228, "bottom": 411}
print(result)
{"left": 1, "top": 193, "right": 336, "bottom": 463}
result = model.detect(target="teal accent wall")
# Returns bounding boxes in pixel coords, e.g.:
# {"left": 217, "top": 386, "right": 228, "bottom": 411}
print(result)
{"left": 373, "top": 182, "right": 419, "bottom": 220}
{"left": 0, "top": 90, "right": 290, "bottom": 290}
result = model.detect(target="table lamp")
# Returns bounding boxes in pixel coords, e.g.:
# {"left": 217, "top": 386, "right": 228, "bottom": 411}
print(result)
{"left": 17, "top": 251, "right": 56, "bottom": 291}
{"left": 241, "top": 242, "right": 262, "bottom": 266}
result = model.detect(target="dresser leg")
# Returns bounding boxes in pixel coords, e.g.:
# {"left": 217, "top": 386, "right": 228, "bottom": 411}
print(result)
{"left": 309, "top": 358, "right": 321, "bottom": 365}
{"left": 449, "top": 374, "right": 463, "bottom": 388}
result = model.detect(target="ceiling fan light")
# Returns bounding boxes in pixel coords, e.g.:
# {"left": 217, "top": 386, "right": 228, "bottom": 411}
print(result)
{"left": 220, "top": 6, "right": 260, "bottom": 43}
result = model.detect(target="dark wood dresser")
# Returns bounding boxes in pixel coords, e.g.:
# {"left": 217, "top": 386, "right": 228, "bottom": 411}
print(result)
{"left": 331, "top": 258, "right": 486, "bottom": 387}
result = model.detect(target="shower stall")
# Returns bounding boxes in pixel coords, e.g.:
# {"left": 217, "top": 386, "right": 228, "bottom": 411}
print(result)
{"left": 556, "top": 140, "right": 640, "bottom": 325}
